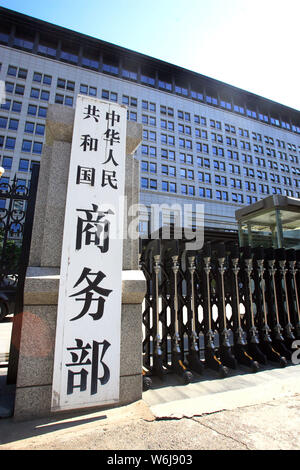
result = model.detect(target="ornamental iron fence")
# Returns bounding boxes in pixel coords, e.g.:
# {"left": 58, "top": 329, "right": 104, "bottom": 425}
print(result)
{"left": 0, "top": 164, "right": 39, "bottom": 373}
{"left": 140, "top": 238, "right": 300, "bottom": 385}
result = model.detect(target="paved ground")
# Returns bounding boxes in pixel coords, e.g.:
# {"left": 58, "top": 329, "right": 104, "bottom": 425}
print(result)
{"left": 0, "top": 363, "right": 300, "bottom": 451}
{"left": 1, "top": 318, "right": 300, "bottom": 451}
{"left": 0, "top": 393, "right": 300, "bottom": 451}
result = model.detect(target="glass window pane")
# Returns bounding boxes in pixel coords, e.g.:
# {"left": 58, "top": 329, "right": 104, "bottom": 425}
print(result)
{"left": 19, "top": 159, "right": 29, "bottom": 171}
{"left": 35, "top": 124, "right": 45, "bottom": 135}
{"left": 25, "top": 121, "right": 34, "bottom": 133}
{"left": 33, "top": 141, "right": 43, "bottom": 154}
{"left": 12, "top": 101, "right": 22, "bottom": 113}
{"left": 22, "top": 139, "right": 32, "bottom": 152}
{"left": 43, "top": 75, "right": 52, "bottom": 85}
{"left": 7, "top": 65, "right": 17, "bottom": 76}
{"left": 5, "top": 137, "right": 15, "bottom": 150}
{"left": 2, "top": 156, "right": 12, "bottom": 169}
{"left": 8, "top": 119, "right": 18, "bottom": 130}
{"left": 38, "top": 107, "right": 47, "bottom": 118}
{"left": 33, "top": 72, "right": 42, "bottom": 82}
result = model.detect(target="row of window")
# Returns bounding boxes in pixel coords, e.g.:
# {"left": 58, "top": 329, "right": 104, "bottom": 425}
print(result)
{"left": 5, "top": 81, "right": 74, "bottom": 107}
{"left": 0, "top": 99, "right": 48, "bottom": 118}
{"left": 3, "top": 32, "right": 300, "bottom": 134}
{"left": 145, "top": 137, "right": 297, "bottom": 164}
{"left": 0, "top": 135, "right": 43, "bottom": 154}
{"left": 1, "top": 155, "right": 38, "bottom": 172}
{"left": 0, "top": 117, "right": 45, "bottom": 135}
{"left": 7, "top": 65, "right": 72, "bottom": 90}
{"left": 8, "top": 63, "right": 299, "bottom": 150}
{"left": 140, "top": 178, "right": 295, "bottom": 199}
{"left": 0, "top": 97, "right": 292, "bottom": 166}
{"left": 141, "top": 160, "right": 297, "bottom": 187}
{"left": 143, "top": 153, "right": 297, "bottom": 184}
{"left": 0, "top": 116, "right": 19, "bottom": 130}
{"left": 144, "top": 118, "right": 299, "bottom": 153}
{"left": 7, "top": 65, "right": 51, "bottom": 87}
{"left": 142, "top": 143, "right": 295, "bottom": 170}
{"left": 2, "top": 67, "right": 300, "bottom": 185}
{"left": 5, "top": 81, "right": 25, "bottom": 95}
{"left": 3, "top": 66, "right": 300, "bottom": 155}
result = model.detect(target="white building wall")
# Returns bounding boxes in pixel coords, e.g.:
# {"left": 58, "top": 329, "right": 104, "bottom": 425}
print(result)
{"left": 0, "top": 45, "right": 300, "bottom": 232}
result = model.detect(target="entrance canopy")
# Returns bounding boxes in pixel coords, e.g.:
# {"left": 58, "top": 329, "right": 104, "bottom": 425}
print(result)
{"left": 235, "top": 195, "right": 300, "bottom": 249}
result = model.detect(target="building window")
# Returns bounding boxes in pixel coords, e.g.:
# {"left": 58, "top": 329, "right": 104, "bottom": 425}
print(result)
{"left": 38, "top": 107, "right": 47, "bottom": 118}
{"left": 102, "top": 63, "right": 118, "bottom": 75}
{"left": 5, "top": 137, "right": 15, "bottom": 150}
{"left": 38, "top": 44, "right": 56, "bottom": 57}
{"left": 122, "top": 69, "right": 137, "bottom": 81}
{"left": 30, "top": 88, "right": 40, "bottom": 99}
{"left": 57, "top": 78, "right": 66, "bottom": 89}
{"left": 25, "top": 121, "right": 35, "bottom": 133}
{"left": 2, "top": 156, "right": 12, "bottom": 170}
{"left": 28, "top": 104, "right": 37, "bottom": 115}
{"left": 82, "top": 56, "right": 99, "bottom": 69}
{"left": 7, "top": 65, "right": 17, "bottom": 76}
{"left": 0, "top": 117, "right": 7, "bottom": 129}
{"left": 169, "top": 182, "right": 176, "bottom": 193}
{"left": 5, "top": 82, "right": 14, "bottom": 93}
{"left": 102, "top": 89, "right": 109, "bottom": 99}
{"left": 149, "top": 179, "right": 157, "bottom": 190}
{"left": 15, "top": 84, "right": 25, "bottom": 95}
{"left": 80, "top": 83, "right": 97, "bottom": 96}
{"left": 141, "top": 74, "right": 155, "bottom": 86}
{"left": 181, "top": 184, "right": 188, "bottom": 195}
{"left": 18, "top": 159, "right": 29, "bottom": 172}
{"left": 22, "top": 139, "right": 32, "bottom": 152}
{"left": 65, "top": 96, "right": 73, "bottom": 107}
{"left": 33, "top": 72, "right": 42, "bottom": 82}
{"left": 80, "top": 84, "right": 88, "bottom": 94}
{"left": 129, "top": 111, "right": 137, "bottom": 121}
{"left": 141, "top": 178, "right": 148, "bottom": 189}
{"left": 41, "top": 90, "right": 50, "bottom": 101}
{"left": 36, "top": 124, "right": 45, "bottom": 135}
{"left": 1, "top": 99, "right": 11, "bottom": 111}
{"left": 55, "top": 94, "right": 64, "bottom": 104}
{"left": 149, "top": 146, "right": 157, "bottom": 157}
{"left": 141, "top": 161, "right": 148, "bottom": 172}
{"left": 8, "top": 119, "right": 18, "bottom": 130}
{"left": 33, "top": 141, "right": 43, "bottom": 154}
{"left": 43, "top": 75, "right": 52, "bottom": 85}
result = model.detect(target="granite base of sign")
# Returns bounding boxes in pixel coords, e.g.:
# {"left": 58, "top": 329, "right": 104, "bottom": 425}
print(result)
{"left": 10, "top": 104, "right": 146, "bottom": 421}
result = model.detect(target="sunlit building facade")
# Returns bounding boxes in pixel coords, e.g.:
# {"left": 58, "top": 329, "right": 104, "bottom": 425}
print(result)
{"left": 0, "top": 7, "right": 300, "bottom": 235}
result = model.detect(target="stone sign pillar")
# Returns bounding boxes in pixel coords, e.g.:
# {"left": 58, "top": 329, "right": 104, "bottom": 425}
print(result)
{"left": 11, "top": 102, "right": 146, "bottom": 420}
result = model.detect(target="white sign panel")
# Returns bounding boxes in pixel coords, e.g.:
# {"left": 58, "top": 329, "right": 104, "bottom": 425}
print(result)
{"left": 51, "top": 95, "right": 127, "bottom": 411}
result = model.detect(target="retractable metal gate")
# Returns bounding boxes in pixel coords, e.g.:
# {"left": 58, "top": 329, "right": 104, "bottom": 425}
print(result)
{"left": 141, "top": 238, "right": 300, "bottom": 384}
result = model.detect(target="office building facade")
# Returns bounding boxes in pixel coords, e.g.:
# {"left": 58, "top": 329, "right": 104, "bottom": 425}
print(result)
{"left": 0, "top": 7, "right": 300, "bottom": 235}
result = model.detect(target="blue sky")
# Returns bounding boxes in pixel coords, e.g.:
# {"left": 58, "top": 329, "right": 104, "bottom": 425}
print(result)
{"left": 1, "top": 0, "right": 300, "bottom": 110}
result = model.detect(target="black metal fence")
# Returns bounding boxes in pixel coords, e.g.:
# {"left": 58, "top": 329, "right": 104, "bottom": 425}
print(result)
{"left": 0, "top": 164, "right": 39, "bottom": 316}
{"left": 141, "top": 238, "right": 300, "bottom": 383}
{"left": 0, "top": 165, "right": 39, "bottom": 378}
{"left": 0, "top": 175, "right": 30, "bottom": 291}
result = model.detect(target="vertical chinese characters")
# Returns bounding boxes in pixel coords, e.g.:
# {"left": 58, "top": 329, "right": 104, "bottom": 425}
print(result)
{"left": 64, "top": 101, "right": 124, "bottom": 398}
